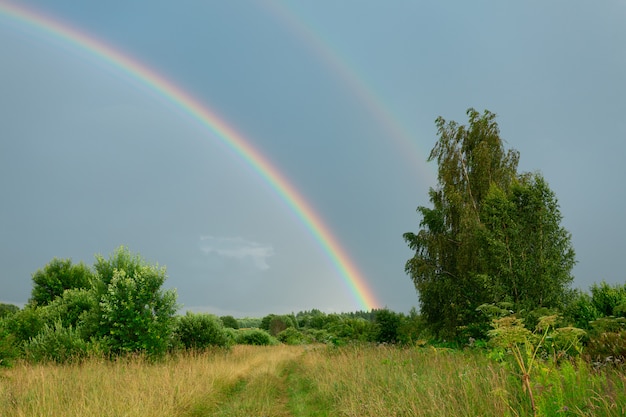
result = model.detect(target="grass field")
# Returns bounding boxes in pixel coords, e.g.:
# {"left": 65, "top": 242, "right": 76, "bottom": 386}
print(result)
{"left": 1, "top": 344, "right": 625, "bottom": 416}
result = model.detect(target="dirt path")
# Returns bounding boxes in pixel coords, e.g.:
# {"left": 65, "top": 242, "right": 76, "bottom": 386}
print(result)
{"left": 203, "top": 345, "right": 303, "bottom": 417}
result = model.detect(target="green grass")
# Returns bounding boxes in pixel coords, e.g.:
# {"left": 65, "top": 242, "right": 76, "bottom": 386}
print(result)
{"left": 1, "top": 344, "right": 624, "bottom": 416}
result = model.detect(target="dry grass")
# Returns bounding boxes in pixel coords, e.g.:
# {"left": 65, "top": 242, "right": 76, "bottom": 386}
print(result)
{"left": 0, "top": 345, "right": 302, "bottom": 417}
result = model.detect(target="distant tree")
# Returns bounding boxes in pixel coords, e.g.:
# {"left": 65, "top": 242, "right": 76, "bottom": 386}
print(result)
{"left": 236, "top": 317, "right": 262, "bottom": 328}
{"left": 260, "top": 314, "right": 276, "bottom": 331}
{"left": 373, "top": 308, "right": 404, "bottom": 344}
{"left": 220, "top": 315, "right": 239, "bottom": 329}
{"left": 268, "top": 315, "right": 296, "bottom": 336}
{"left": 0, "top": 303, "right": 19, "bottom": 318}
{"left": 29, "top": 258, "right": 93, "bottom": 306}
{"left": 404, "top": 109, "right": 575, "bottom": 340}
{"left": 88, "top": 246, "right": 179, "bottom": 356}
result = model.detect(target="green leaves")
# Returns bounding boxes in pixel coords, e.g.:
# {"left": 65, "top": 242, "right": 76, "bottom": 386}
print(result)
{"left": 91, "top": 247, "right": 179, "bottom": 357}
{"left": 29, "top": 258, "right": 93, "bottom": 306}
{"left": 405, "top": 109, "right": 575, "bottom": 340}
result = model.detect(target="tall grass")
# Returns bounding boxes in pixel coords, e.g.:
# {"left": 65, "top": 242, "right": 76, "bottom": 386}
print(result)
{"left": 0, "top": 345, "right": 301, "bottom": 417}
{"left": 1, "top": 344, "right": 624, "bottom": 416}
{"left": 291, "top": 345, "right": 517, "bottom": 417}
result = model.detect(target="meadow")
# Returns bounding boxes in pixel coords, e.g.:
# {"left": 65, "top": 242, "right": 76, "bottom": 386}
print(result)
{"left": 1, "top": 344, "right": 625, "bottom": 417}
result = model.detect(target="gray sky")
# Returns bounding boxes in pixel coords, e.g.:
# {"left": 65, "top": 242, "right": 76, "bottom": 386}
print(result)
{"left": 1, "top": 1, "right": 625, "bottom": 317}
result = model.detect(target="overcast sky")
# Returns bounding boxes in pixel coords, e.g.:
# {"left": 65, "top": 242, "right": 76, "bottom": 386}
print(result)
{"left": 1, "top": 1, "right": 625, "bottom": 317}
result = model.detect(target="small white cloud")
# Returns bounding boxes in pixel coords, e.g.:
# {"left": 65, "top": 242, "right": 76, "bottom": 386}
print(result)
{"left": 199, "top": 236, "right": 274, "bottom": 270}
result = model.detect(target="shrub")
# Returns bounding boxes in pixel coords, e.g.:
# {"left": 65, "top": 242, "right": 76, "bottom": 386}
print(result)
{"left": 23, "top": 322, "right": 88, "bottom": 363}
{"left": 590, "top": 281, "right": 626, "bottom": 317}
{"left": 235, "top": 329, "right": 275, "bottom": 346}
{"left": 277, "top": 327, "right": 304, "bottom": 345}
{"left": 174, "top": 312, "right": 230, "bottom": 349}
{"left": 3, "top": 305, "right": 46, "bottom": 344}
{"left": 90, "top": 247, "right": 179, "bottom": 357}
{"left": 562, "top": 289, "right": 600, "bottom": 330}
{"left": 0, "top": 322, "right": 20, "bottom": 367}
{"left": 45, "top": 288, "right": 96, "bottom": 329}
{"left": 0, "top": 303, "right": 19, "bottom": 319}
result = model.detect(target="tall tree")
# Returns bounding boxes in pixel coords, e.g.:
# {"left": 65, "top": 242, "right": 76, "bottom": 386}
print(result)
{"left": 478, "top": 174, "right": 575, "bottom": 310}
{"left": 404, "top": 109, "right": 574, "bottom": 339}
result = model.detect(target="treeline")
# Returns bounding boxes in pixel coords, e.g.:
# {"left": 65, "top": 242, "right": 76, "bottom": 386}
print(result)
{"left": 0, "top": 246, "right": 418, "bottom": 365}
{"left": 1, "top": 245, "right": 626, "bottom": 367}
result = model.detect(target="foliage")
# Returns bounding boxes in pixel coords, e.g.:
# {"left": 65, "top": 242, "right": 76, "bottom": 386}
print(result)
{"left": 45, "top": 288, "right": 96, "bottom": 330}
{"left": 373, "top": 308, "right": 404, "bottom": 344}
{"left": 590, "top": 281, "right": 626, "bottom": 317}
{"left": 23, "top": 321, "right": 88, "bottom": 364}
{"left": 478, "top": 174, "right": 575, "bottom": 310}
{"left": 237, "top": 317, "right": 262, "bottom": 328}
{"left": 220, "top": 315, "right": 239, "bottom": 329}
{"left": 0, "top": 322, "right": 19, "bottom": 367}
{"left": 323, "top": 315, "right": 375, "bottom": 343}
{"left": 562, "top": 289, "right": 601, "bottom": 330}
{"left": 405, "top": 109, "right": 575, "bottom": 340}
{"left": 276, "top": 327, "right": 305, "bottom": 345}
{"left": 29, "top": 258, "right": 93, "bottom": 306}
{"left": 268, "top": 315, "right": 296, "bottom": 336}
{"left": 2, "top": 305, "right": 46, "bottom": 344}
{"left": 235, "top": 328, "right": 275, "bottom": 346}
{"left": 585, "top": 330, "right": 626, "bottom": 367}
{"left": 0, "top": 303, "right": 19, "bottom": 318}
{"left": 174, "top": 312, "right": 230, "bottom": 349}
{"left": 89, "top": 247, "right": 179, "bottom": 357}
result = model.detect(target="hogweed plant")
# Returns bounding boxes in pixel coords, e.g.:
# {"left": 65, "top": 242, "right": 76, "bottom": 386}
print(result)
{"left": 486, "top": 312, "right": 588, "bottom": 416}
{"left": 488, "top": 315, "right": 545, "bottom": 415}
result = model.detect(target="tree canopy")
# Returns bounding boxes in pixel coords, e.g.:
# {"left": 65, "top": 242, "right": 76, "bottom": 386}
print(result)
{"left": 29, "top": 258, "right": 93, "bottom": 307}
{"left": 404, "top": 109, "right": 575, "bottom": 340}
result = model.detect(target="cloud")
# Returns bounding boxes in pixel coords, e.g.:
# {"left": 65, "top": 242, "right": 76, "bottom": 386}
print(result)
{"left": 199, "top": 236, "right": 274, "bottom": 270}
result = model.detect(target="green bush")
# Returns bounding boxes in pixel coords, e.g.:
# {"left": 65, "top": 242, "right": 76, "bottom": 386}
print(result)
{"left": 590, "top": 281, "right": 626, "bottom": 317}
{"left": 3, "top": 305, "right": 46, "bottom": 344}
{"left": 174, "top": 312, "right": 230, "bottom": 349}
{"left": 0, "top": 303, "right": 19, "bottom": 319}
{"left": 30, "top": 258, "right": 93, "bottom": 306}
{"left": 277, "top": 327, "right": 304, "bottom": 345}
{"left": 0, "top": 322, "right": 20, "bottom": 367}
{"left": 23, "top": 322, "right": 88, "bottom": 364}
{"left": 235, "top": 328, "right": 275, "bottom": 345}
{"left": 45, "top": 288, "right": 96, "bottom": 330}
{"left": 563, "top": 290, "right": 600, "bottom": 330}
{"left": 90, "top": 247, "right": 179, "bottom": 357}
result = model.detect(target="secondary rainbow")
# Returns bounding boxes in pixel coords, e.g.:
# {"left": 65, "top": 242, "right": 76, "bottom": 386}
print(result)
{"left": 263, "top": 2, "right": 436, "bottom": 183}
{"left": 0, "top": 1, "right": 379, "bottom": 311}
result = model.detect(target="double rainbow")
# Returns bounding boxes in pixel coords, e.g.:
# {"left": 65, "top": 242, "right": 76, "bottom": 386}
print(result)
{"left": 0, "top": 1, "right": 379, "bottom": 311}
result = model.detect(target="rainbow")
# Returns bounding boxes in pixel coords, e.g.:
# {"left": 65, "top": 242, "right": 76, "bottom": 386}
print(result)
{"left": 0, "top": 1, "right": 379, "bottom": 311}
{"left": 262, "top": 2, "right": 436, "bottom": 183}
